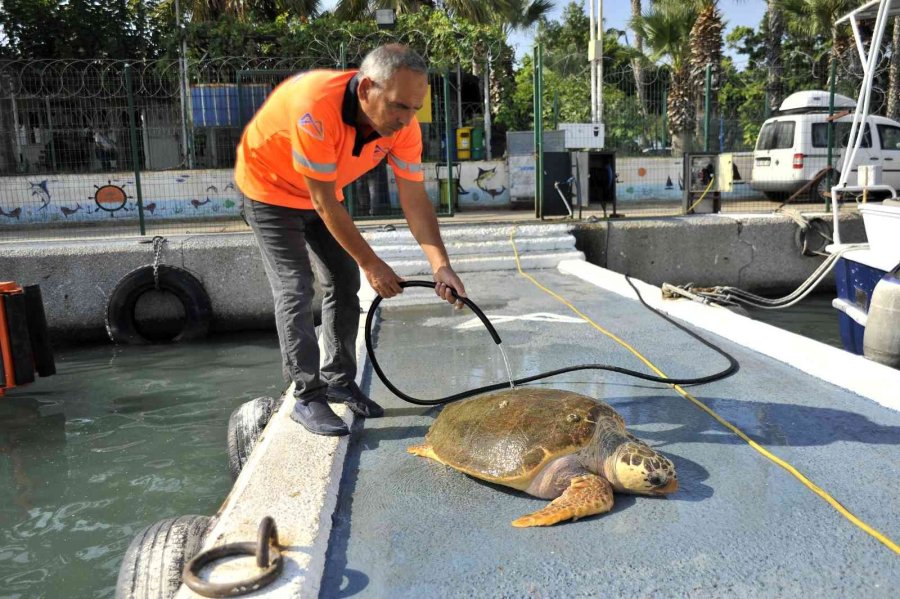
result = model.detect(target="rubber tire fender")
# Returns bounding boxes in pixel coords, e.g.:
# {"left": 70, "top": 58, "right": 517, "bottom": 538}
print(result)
{"left": 106, "top": 265, "right": 212, "bottom": 345}
{"left": 115, "top": 514, "right": 210, "bottom": 599}
{"left": 227, "top": 396, "right": 281, "bottom": 481}
{"left": 794, "top": 217, "right": 833, "bottom": 256}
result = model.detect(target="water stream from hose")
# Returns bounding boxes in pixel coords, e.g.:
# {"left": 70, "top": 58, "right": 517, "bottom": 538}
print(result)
{"left": 498, "top": 344, "right": 516, "bottom": 388}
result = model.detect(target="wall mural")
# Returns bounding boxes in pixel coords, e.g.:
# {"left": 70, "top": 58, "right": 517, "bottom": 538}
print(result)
{"left": 0, "top": 161, "right": 515, "bottom": 227}
{"left": 455, "top": 162, "right": 509, "bottom": 206}
{"left": 615, "top": 156, "right": 761, "bottom": 202}
{"left": 0, "top": 171, "right": 243, "bottom": 225}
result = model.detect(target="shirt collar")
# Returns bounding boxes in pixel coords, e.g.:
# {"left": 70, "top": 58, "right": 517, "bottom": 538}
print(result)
{"left": 343, "top": 73, "right": 381, "bottom": 156}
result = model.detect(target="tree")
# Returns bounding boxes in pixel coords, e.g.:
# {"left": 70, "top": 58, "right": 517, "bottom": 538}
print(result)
{"left": 777, "top": 0, "right": 857, "bottom": 72}
{"left": 888, "top": 18, "right": 900, "bottom": 119}
{"left": 0, "top": 0, "right": 163, "bottom": 59}
{"left": 333, "top": 0, "right": 515, "bottom": 24}
{"left": 632, "top": 1, "right": 696, "bottom": 152}
{"left": 630, "top": 0, "right": 650, "bottom": 142}
{"left": 684, "top": 1, "right": 726, "bottom": 149}
{"left": 766, "top": 0, "right": 786, "bottom": 113}
{"left": 155, "top": 0, "right": 320, "bottom": 23}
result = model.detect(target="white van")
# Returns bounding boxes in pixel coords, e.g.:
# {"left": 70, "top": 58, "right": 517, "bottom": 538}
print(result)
{"left": 751, "top": 90, "right": 900, "bottom": 201}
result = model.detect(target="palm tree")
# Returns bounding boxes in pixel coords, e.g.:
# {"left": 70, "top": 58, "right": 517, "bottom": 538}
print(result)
{"left": 687, "top": 1, "right": 725, "bottom": 146}
{"left": 766, "top": 0, "right": 786, "bottom": 114}
{"left": 777, "top": 0, "right": 858, "bottom": 73}
{"left": 632, "top": 1, "right": 697, "bottom": 152}
{"left": 505, "top": 0, "right": 554, "bottom": 30}
{"left": 630, "top": 0, "right": 650, "bottom": 143}
{"left": 888, "top": 17, "right": 900, "bottom": 119}
{"left": 157, "top": 0, "right": 319, "bottom": 22}
{"left": 334, "top": 0, "right": 519, "bottom": 23}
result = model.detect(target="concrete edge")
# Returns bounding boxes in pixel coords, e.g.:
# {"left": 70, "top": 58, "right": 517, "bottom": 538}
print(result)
{"left": 557, "top": 259, "right": 900, "bottom": 413}
{"left": 174, "top": 320, "right": 372, "bottom": 598}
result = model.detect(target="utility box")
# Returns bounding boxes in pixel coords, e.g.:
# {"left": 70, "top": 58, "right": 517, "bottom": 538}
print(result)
{"left": 559, "top": 123, "right": 605, "bottom": 150}
{"left": 471, "top": 127, "right": 485, "bottom": 160}
{"left": 683, "top": 153, "right": 733, "bottom": 214}
{"left": 858, "top": 164, "right": 883, "bottom": 187}
{"left": 588, "top": 152, "right": 617, "bottom": 216}
{"left": 456, "top": 127, "right": 473, "bottom": 160}
{"left": 542, "top": 152, "right": 573, "bottom": 217}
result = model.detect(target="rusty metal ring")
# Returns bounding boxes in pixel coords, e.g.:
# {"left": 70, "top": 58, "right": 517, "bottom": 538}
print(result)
{"left": 182, "top": 517, "right": 282, "bottom": 598}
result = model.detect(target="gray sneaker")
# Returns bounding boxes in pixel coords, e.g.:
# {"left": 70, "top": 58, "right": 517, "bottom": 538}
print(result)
{"left": 326, "top": 382, "right": 385, "bottom": 418}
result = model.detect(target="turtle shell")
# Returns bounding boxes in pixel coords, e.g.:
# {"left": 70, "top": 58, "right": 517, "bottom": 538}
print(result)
{"left": 425, "top": 387, "right": 624, "bottom": 489}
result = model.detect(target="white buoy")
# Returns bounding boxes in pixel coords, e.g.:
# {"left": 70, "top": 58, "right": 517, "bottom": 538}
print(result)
{"left": 864, "top": 266, "right": 900, "bottom": 368}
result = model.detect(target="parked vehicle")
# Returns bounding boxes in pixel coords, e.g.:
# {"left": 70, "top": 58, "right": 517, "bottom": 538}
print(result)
{"left": 751, "top": 90, "right": 900, "bottom": 201}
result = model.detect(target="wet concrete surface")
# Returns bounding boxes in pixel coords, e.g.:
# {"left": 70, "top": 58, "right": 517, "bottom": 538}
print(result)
{"left": 320, "top": 269, "right": 900, "bottom": 598}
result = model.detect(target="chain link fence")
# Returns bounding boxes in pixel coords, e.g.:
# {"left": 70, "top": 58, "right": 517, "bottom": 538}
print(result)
{"left": 0, "top": 55, "right": 469, "bottom": 240}
{"left": 1, "top": 46, "right": 891, "bottom": 240}
{"left": 540, "top": 48, "right": 891, "bottom": 219}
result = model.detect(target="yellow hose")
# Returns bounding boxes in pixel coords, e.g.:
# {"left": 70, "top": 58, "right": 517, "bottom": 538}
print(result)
{"left": 687, "top": 175, "right": 716, "bottom": 213}
{"left": 509, "top": 228, "right": 899, "bottom": 555}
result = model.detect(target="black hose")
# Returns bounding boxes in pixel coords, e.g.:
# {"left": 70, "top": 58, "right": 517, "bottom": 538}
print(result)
{"left": 364, "top": 279, "right": 740, "bottom": 406}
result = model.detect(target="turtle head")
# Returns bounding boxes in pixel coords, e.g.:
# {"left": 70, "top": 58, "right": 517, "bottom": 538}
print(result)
{"left": 606, "top": 441, "right": 678, "bottom": 496}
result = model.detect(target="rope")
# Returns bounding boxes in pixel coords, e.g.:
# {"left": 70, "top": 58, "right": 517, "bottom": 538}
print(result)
{"left": 686, "top": 175, "right": 715, "bottom": 213}
{"left": 665, "top": 244, "right": 869, "bottom": 311}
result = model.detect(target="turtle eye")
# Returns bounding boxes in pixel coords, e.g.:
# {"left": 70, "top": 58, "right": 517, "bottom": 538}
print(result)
{"left": 648, "top": 473, "right": 665, "bottom": 487}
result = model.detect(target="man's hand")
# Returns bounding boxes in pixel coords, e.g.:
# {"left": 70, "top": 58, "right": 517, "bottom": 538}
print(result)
{"left": 364, "top": 258, "right": 404, "bottom": 299}
{"left": 433, "top": 265, "right": 466, "bottom": 309}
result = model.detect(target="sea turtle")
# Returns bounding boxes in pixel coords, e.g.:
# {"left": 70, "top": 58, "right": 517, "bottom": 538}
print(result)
{"left": 408, "top": 387, "right": 678, "bottom": 527}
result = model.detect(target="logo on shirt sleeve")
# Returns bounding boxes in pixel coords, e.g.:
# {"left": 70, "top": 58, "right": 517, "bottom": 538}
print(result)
{"left": 298, "top": 113, "right": 325, "bottom": 141}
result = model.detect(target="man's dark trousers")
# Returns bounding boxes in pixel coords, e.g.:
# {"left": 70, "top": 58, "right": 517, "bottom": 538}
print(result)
{"left": 242, "top": 196, "right": 361, "bottom": 400}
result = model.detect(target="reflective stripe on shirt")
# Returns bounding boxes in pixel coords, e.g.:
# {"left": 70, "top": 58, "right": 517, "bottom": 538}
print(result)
{"left": 292, "top": 150, "right": 337, "bottom": 174}
{"left": 388, "top": 154, "right": 423, "bottom": 174}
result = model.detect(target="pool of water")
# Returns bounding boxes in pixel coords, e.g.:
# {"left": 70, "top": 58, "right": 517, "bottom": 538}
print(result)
{"left": 744, "top": 294, "right": 843, "bottom": 349}
{"left": 0, "top": 332, "right": 282, "bottom": 599}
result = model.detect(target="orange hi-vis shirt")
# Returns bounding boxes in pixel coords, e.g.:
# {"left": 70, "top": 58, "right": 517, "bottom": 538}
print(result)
{"left": 235, "top": 70, "right": 425, "bottom": 210}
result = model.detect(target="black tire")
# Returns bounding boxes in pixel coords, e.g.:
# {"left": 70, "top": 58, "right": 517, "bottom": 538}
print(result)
{"left": 810, "top": 170, "right": 840, "bottom": 204}
{"left": 794, "top": 217, "right": 833, "bottom": 256}
{"left": 106, "top": 265, "right": 212, "bottom": 345}
{"left": 227, "top": 396, "right": 281, "bottom": 481}
{"left": 763, "top": 191, "right": 790, "bottom": 201}
{"left": 115, "top": 515, "right": 210, "bottom": 599}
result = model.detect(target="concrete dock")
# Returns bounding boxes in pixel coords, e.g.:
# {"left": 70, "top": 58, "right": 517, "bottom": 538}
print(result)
{"left": 175, "top": 225, "right": 900, "bottom": 598}
{"left": 0, "top": 212, "right": 867, "bottom": 341}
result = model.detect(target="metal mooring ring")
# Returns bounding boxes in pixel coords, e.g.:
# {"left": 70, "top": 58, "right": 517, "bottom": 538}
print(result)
{"left": 183, "top": 516, "right": 282, "bottom": 598}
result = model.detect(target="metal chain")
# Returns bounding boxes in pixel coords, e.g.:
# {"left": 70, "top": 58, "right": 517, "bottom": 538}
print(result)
{"left": 151, "top": 236, "right": 166, "bottom": 289}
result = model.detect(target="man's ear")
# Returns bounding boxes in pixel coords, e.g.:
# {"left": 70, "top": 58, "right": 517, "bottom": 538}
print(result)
{"left": 358, "top": 76, "right": 374, "bottom": 102}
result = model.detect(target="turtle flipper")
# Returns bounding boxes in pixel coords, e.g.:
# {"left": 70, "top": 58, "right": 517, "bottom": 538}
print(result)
{"left": 511, "top": 474, "right": 613, "bottom": 527}
{"left": 408, "top": 442, "right": 441, "bottom": 462}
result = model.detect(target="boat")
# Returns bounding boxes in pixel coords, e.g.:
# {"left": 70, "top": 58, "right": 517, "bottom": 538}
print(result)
{"left": 827, "top": 0, "right": 900, "bottom": 368}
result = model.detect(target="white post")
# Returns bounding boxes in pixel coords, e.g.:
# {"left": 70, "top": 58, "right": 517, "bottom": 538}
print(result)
{"left": 9, "top": 84, "right": 22, "bottom": 172}
{"left": 597, "top": 0, "right": 604, "bottom": 123}
{"left": 484, "top": 49, "right": 492, "bottom": 160}
{"left": 176, "top": 0, "right": 192, "bottom": 168}
{"left": 589, "top": 0, "right": 596, "bottom": 123}
{"left": 588, "top": 0, "right": 604, "bottom": 124}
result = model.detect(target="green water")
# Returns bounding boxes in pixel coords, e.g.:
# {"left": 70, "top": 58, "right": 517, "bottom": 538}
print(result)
{"left": 745, "top": 294, "right": 843, "bottom": 349}
{"left": 0, "top": 332, "right": 282, "bottom": 599}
